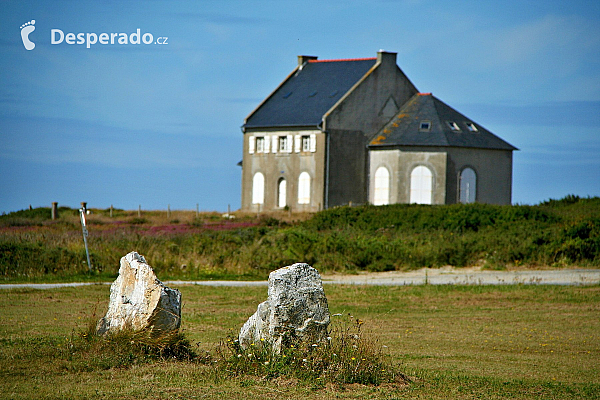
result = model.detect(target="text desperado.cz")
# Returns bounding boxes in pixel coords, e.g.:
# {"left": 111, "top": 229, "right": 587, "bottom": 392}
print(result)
{"left": 51, "top": 29, "right": 167, "bottom": 48}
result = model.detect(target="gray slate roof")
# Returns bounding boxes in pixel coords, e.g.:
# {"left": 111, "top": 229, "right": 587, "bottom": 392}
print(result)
{"left": 369, "top": 93, "right": 517, "bottom": 151}
{"left": 244, "top": 58, "right": 377, "bottom": 129}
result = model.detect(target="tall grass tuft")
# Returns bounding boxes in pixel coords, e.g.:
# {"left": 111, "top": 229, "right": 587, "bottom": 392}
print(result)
{"left": 63, "top": 318, "right": 200, "bottom": 372}
{"left": 215, "top": 314, "right": 409, "bottom": 387}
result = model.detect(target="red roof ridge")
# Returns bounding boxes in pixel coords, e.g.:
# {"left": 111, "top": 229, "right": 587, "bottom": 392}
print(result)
{"left": 309, "top": 57, "right": 377, "bottom": 63}
{"left": 418, "top": 92, "right": 432, "bottom": 96}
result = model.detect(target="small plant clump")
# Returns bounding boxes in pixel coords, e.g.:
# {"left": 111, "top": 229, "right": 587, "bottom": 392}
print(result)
{"left": 214, "top": 314, "right": 408, "bottom": 387}
{"left": 63, "top": 319, "right": 201, "bottom": 372}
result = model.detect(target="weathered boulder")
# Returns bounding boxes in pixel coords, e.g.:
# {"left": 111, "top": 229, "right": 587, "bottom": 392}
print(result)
{"left": 96, "top": 251, "right": 181, "bottom": 336}
{"left": 239, "top": 263, "right": 330, "bottom": 352}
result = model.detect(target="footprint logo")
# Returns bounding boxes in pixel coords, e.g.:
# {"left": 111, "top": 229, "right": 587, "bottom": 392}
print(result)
{"left": 20, "top": 20, "right": 36, "bottom": 50}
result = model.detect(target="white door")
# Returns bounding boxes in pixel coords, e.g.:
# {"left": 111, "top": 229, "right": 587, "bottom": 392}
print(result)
{"left": 278, "top": 179, "right": 287, "bottom": 208}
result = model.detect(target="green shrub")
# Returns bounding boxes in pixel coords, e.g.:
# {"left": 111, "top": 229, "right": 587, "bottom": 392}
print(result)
{"left": 1, "top": 196, "right": 599, "bottom": 282}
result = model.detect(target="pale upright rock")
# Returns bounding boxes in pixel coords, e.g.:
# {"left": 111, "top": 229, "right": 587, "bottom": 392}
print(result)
{"left": 96, "top": 251, "right": 181, "bottom": 335}
{"left": 239, "top": 263, "right": 330, "bottom": 352}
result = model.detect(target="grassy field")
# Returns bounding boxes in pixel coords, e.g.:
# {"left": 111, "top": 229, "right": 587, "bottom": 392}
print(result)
{"left": 1, "top": 284, "right": 599, "bottom": 399}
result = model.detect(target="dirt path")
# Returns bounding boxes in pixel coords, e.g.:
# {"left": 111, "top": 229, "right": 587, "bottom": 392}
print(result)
{"left": 320, "top": 267, "right": 600, "bottom": 286}
{"left": 1, "top": 268, "right": 599, "bottom": 289}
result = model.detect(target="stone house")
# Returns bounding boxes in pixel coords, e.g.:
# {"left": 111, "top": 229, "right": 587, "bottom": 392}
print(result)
{"left": 240, "top": 51, "right": 516, "bottom": 212}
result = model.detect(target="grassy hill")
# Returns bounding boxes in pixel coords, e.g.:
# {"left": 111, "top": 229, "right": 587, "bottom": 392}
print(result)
{"left": 1, "top": 195, "right": 598, "bottom": 283}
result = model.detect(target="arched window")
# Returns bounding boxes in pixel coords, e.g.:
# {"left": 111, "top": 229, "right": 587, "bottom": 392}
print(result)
{"left": 298, "top": 172, "right": 311, "bottom": 204}
{"left": 278, "top": 178, "right": 287, "bottom": 208}
{"left": 373, "top": 166, "right": 390, "bottom": 206}
{"left": 410, "top": 166, "right": 433, "bottom": 204}
{"left": 252, "top": 172, "right": 264, "bottom": 204}
{"left": 459, "top": 168, "right": 477, "bottom": 204}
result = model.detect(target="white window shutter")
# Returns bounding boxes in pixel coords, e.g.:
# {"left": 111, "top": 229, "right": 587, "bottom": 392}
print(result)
{"left": 294, "top": 135, "right": 301, "bottom": 153}
{"left": 249, "top": 136, "right": 255, "bottom": 154}
{"left": 287, "top": 135, "right": 293, "bottom": 153}
{"left": 271, "top": 136, "right": 278, "bottom": 153}
{"left": 264, "top": 136, "right": 270, "bottom": 153}
{"left": 310, "top": 134, "right": 317, "bottom": 152}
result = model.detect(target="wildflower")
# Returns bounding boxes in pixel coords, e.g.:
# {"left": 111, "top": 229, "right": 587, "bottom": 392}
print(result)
{"left": 302, "top": 358, "right": 307, "bottom": 363}
{"left": 248, "top": 353, "right": 253, "bottom": 358}
{"left": 312, "top": 344, "right": 318, "bottom": 347}
{"left": 260, "top": 338, "right": 265, "bottom": 342}
{"left": 332, "top": 353, "right": 337, "bottom": 357}
{"left": 237, "top": 354, "right": 242, "bottom": 358}
{"left": 351, "top": 357, "right": 356, "bottom": 360}
{"left": 327, "top": 337, "right": 332, "bottom": 341}
{"left": 332, "top": 313, "right": 342, "bottom": 317}
{"left": 264, "top": 361, "right": 269, "bottom": 365}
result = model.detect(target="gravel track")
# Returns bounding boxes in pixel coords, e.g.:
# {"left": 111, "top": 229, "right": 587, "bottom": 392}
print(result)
{"left": 1, "top": 268, "right": 598, "bottom": 289}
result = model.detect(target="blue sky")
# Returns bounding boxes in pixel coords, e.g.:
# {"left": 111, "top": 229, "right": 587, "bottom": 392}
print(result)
{"left": 1, "top": 0, "right": 599, "bottom": 213}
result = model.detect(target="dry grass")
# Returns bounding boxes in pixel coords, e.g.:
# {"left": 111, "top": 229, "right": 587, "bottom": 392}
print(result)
{"left": 1, "top": 284, "right": 599, "bottom": 399}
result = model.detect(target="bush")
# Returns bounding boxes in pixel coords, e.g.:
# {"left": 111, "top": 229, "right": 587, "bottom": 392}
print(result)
{"left": 1, "top": 196, "right": 599, "bottom": 282}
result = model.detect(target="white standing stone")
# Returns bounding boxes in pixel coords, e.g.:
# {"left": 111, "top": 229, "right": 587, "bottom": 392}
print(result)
{"left": 239, "top": 263, "right": 330, "bottom": 351}
{"left": 96, "top": 252, "right": 181, "bottom": 335}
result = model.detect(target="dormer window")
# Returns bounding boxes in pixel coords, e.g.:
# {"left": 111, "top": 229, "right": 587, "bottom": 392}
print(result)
{"left": 419, "top": 121, "right": 431, "bottom": 131}
{"left": 447, "top": 121, "right": 461, "bottom": 131}
{"left": 466, "top": 122, "right": 478, "bottom": 132}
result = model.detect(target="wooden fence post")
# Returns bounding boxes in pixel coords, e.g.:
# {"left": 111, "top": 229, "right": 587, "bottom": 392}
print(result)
{"left": 51, "top": 202, "right": 58, "bottom": 220}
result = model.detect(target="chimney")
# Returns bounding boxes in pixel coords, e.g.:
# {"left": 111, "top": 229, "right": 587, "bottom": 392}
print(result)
{"left": 298, "top": 55, "right": 318, "bottom": 67}
{"left": 377, "top": 50, "right": 397, "bottom": 65}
